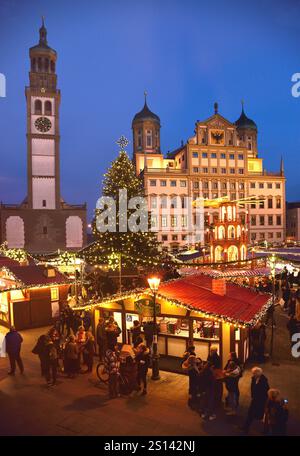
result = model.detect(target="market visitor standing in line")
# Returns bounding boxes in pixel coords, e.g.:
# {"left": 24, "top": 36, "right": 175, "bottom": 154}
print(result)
{"left": 241, "top": 367, "right": 269, "bottom": 434}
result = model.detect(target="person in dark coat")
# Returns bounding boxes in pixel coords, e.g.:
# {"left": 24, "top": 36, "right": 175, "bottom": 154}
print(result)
{"left": 5, "top": 326, "right": 24, "bottom": 375}
{"left": 142, "top": 321, "right": 155, "bottom": 349}
{"left": 44, "top": 338, "right": 58, "bottom": 386}
{"left": 207, "top": 346, "right": 221, "bottom": 369}
{"left": 130, "top": 320, "right": 142, "bottom": 346}
{"left": 264, "top": 389, "right": 289, "bottom": 436}
{"left": 182, "top": 355, "right": 201, "bottom": 409}
{"left": 64, "top": 335, "right": 79, "bottom": 378}
{"left": 32, "top": 334, "right": 48, "bottom": 377}
{"left": 135, "top": 343, "right": 150, "bottom": 395}
{"left": 82, "top": 332, "right": 95, "bottom": 373}
{"left": 242, "top": 367, "right": 270, "bottom": 434}
{"left": 105, "top": 318, "right": 121, "bottom": 349}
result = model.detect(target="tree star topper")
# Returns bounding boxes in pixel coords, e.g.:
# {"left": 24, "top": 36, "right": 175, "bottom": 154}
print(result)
{"left": 116, "top": 135, "right": 129, "bottom": 151}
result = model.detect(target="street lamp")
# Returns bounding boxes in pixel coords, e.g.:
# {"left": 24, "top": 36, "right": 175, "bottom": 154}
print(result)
{"left": 269, "top": 254, "right": 276, "bottom": 359}
{"left": 147, "top": 276, "right": 161, "bottom": 380}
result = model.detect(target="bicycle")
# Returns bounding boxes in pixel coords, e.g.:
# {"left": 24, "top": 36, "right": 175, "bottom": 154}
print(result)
{"left": 96, "top": 362, "right": 109, "bottom": 384}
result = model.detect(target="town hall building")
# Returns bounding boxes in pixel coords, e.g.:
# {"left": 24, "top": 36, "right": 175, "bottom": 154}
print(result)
{"left": 0, "top": 20, "right": 86, "bottom": 253}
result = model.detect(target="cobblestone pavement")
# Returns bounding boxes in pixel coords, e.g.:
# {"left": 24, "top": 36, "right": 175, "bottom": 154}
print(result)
{"left": 0, "top": 306, "right": 299, "bottom": 436}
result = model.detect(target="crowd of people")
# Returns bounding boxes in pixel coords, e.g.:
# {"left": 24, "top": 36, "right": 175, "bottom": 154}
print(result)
{"left": 183, "top": 345, "right": 289, "bottom": 435}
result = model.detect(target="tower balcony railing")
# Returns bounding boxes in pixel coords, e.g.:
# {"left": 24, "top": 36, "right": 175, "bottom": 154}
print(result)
{"left": 143, "top": 167, "right": 188, "bottom": 174}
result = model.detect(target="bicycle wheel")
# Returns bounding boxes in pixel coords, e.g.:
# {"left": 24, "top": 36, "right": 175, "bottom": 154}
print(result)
{"left": 96, "top": 363, "right": 109, "bottom": 383}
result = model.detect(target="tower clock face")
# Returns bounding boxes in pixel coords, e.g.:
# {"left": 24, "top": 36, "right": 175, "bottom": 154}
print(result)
{"left": 35, "top": 116, "right": 52, "bottom": 133}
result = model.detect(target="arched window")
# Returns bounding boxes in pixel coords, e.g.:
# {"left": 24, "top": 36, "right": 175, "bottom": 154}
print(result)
{"left": 50, "top": 61, "right": 55, "bottom": 73}
{"left": 35, "top": 99, "right": 42, "bottom": 115}
{"left": 218, "top": 226, "right": 225, "bottom": 239}
{"left": 146, "top": 130, "right": 153, "bottom": 148}
{"left": 38, "top": 57, "right": 42, "bottom": 71}
{"left": 44, "top": 58, "right": 49, "bottom": 72}
{"left": 228, "top": 225, "right": 235, "bottom": 239}
{"left": 6, "top": 216, "right": 25, "bottom": 248}
{"left": 31, "top": 58, "right": 36, "bottom": 71}
{"left": 45, "top": 100, "right": 52, "bottom": 115}
{"left": 237, "top": 225, "right": 241, "bottom": 238}
{"left": 227, "top": 205, "right": 232, "bottom": 221}
{"left": 137, "top": 129, "right": 142, "bottom": 148}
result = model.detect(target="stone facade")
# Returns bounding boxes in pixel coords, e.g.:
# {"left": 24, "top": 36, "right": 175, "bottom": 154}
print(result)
{"left": 132, "top": 100, "right": 286, "bottom": 252}
{"left": 0, "top": 20, "right": 86, "bottom": 253}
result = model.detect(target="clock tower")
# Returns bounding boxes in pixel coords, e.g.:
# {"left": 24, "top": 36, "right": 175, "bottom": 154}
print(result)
{"left": 26, "top": 18, "right": 61, "bottom": 210}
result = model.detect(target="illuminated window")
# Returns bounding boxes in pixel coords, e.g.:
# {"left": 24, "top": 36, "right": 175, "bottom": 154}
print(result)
{"left": 51, "top": 287, "right": 59, "bottom": 301}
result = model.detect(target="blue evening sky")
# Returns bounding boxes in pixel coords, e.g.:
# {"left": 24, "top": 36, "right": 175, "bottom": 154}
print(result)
{"left": 0, "top": 0, "right": 299, "bottom": 221}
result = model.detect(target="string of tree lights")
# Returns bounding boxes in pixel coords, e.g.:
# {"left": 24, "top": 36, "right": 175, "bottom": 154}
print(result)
{"left": 82, "top": 144, "right": 162, "bottom": 271}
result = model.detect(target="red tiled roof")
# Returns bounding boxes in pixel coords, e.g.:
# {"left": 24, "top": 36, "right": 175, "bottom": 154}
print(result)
{"left": 156, "top": 274, "right": 271, "bottom": 326}
{"left": 0, "top": 256, "right": 20, "bottom": 267}
{"left": 2, "top": 265, "right": 71, "bottom": 287}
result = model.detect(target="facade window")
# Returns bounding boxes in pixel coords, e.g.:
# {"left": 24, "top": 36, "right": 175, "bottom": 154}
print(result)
{"left": 268, "top": 232, "right": 274, "bottom": 239}
{"left": 150, "top": 196, "right": 157, "bottom": 209}
{"left": 182, "top": 234, "right": 188, "bottom": 241}
{"left": 230, "top": 183, "right": 236, "bottom": 190}
{"left": 137, "top": 130, "right": 142, "bottom": 148}
{"left": 230, "top": 168, "right": 235, "bottom": 174}
{"left": 276, "top": 198, "right": 281, "bottom": 209}
{"left": 170, "top": 197, "right": 177, "bottom": 209}
{"left": 251, "top": 233, "right": 257, "bottom": 241}
{"left": 212, "top": 168, "right": 217, "bottom": 173}
{"left": 171, "top": 215, "right": 177, "bottom": 227}
{"left": 193, "top": 167, "right": 199, "bottom": 173}
{"left": 212, "top": 182, "right": 218, "bottom": 190}
{"left": 238, "top": 169, "right": 244, "bottom": 174}
{"left": 248, "top": 142, "right": 252, "bottom": 150}
{"left": 221, "top": 182, "right": 227, "bottom": 190}
{"left": 161, "top": 234, "right": 168, "bottom": 241}
{"left": 221, "top": 168, "right": 226, "bottom": 174}
{"left": 220, "top": 153, "right": 226, "bottom": 159}
{"left": 160, "top": 180, "right": 167, "bottom": 187}
{"left": 212, "top": 193, "right": 218, "bottom": 199}
{"left": 172, "top": 235, "right": 178, "bottom": 241}
{"left": 259, "top": 183, "right": 264, "bottom": 189}
{"left": 276, "top": 216, "right": 282, "bottom": 226}
{"left": 181, "top": 215, "right": 187, "bottom": 227}
{"left": 170, "top": 180, "right": 177, "bottom": 187}
{"left": 268, "top": 183, "right": 273, "bottom": 189}
{"left": 160, "top": 196, "right": 168, "bottom": 209}
{"left": 149, "top": 180, "right": 156, "bottom": 187}
{"left": 259, "top": 216, "right": 265, "bottom": 226}
{"left": 268, "top": 198, "right": 273, "bottom": 209}
{"left": 276, "top": 232, "right": 281, "bottom": 238}
{"left": 239, "top": 183, "right": 245, "bottom": 190}
{"left": 239, "top": 193, "right": 245, "bottom": 199}
{"left": 161, "top": 215, "right": 168, "bottom": 228}
{"left": 238, "top": 154, "right": 244, "bottom": 160}
{"left": 202, "top": 153, "right": 208, "bottom": 158}
{"left": 42, "top": 199, "right": 47, "bottom": 207}
{"left": 259, "top": 201, "right": 265, "bottom": 209}
{"left": 268, "top": 216, "right": 273, "bottom": 225}
{"left": 180, "top": 180, "right": 187, "bottom": 187}
{"left": 203, "top": 167, "right": 208, "bottom": 173}
{"left": 211, "top": 153, "right": 217, "bottom": 158}
{"left": 260, "top": 232, "right": 265, "bottom": 240}
{"left": 251, "top": 203, "right": 256, "bottom": 209}
{"left": 146, "top": 130, "right": 152, "bottom": 147}
{"left": 203, "top": 192, "right": 209, "bottom": 199}
{"left": 151, "top": 215, "right": 158, "bottom": 228}
{"left": 229, "top": 154, "right": 234, "bottom": 160}
{"left": 203, "top": 181, "right": 209, "bottom": 189}
{"left": 43, "top": 226, "right": 48, "bottom": 235}
{"left": 250, "top": 182, "right": 256, "bottom": 188}
{"left": 45, "top": 100, "right": 52, "bottom": 115}
{"left": 230, "top": 193, "right": 236, "bottom": 200}
{"left": 35, "top": 99, "right": 42, "bottom": 115}
{"left": 193, "top": 182, "right": 199, "bottom": 189}
{"left": 276, "top": 183, "right": 281, "bottom": 189}
{"left": 192, "top": 152, "right": 198, "bottom": 158}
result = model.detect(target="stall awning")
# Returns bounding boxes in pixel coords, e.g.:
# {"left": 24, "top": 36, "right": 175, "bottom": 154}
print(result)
{"left": 155, "top": 274, "right": 271, "bottom": 327}
{"left": 0, "top": 265, "right": 72, "bottom": 291}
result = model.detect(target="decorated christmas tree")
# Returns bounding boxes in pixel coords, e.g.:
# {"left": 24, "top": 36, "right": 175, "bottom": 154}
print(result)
{"left": 83, "top": 137, "right": 162, "bottom": 271}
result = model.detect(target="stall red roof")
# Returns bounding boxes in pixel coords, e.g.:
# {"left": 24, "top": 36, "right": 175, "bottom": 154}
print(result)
{"left": 1, "top": 265, "right": 71, "bottom": 288}
{"left": 156, "top": 274, "right": 271, "bottom": 326}
{"left": 0, "top": 255, "right": 20, "bottom": 268}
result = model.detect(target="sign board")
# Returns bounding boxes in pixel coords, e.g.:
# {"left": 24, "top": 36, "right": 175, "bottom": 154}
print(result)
{"left": 134, "top": 298, "right": 160, "bottom": 317}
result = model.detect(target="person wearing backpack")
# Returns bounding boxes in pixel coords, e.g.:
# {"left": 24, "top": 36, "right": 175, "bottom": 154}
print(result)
{"left": 44, "top": 338, "right": 58, "bottom": 386}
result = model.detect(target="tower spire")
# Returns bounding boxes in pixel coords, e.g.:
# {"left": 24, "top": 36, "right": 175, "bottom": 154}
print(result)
{"left": 214, "top": 102, "right": 218, "bottom": 114}
{"left": 280, "top": 156, "right": 284, "bottom": 175}
{"left": 144, "top": 90, "right": 148, "bottom": 106}
{"left": 241, "top": 99, "right": 245, "bottom": 113}
{"left": 39, "top": 16, "right": 47, "bottom": 46}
